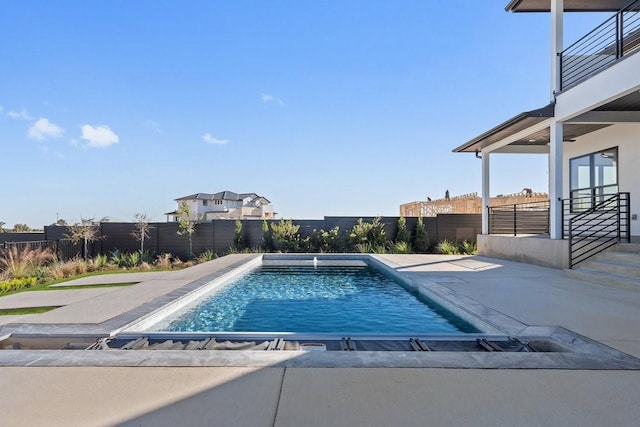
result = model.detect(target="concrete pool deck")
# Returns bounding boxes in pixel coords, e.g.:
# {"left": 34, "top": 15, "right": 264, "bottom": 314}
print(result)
{"left": 1, "top": 253, "right": 640, "bottom": 426}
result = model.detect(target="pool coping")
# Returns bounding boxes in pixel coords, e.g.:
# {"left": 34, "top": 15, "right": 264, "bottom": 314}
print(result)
{"left": 1, "top": 254, "right": 640, "bottom": 370}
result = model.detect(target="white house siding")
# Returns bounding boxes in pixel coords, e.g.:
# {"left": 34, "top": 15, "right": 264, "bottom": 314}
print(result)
{"left": 563, "top": 123, "right": 640, "bottom": 236}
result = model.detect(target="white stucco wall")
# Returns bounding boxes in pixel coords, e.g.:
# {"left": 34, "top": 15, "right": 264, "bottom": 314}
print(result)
{"left": 562, "top": 123, "right": 640, "bottom": 236}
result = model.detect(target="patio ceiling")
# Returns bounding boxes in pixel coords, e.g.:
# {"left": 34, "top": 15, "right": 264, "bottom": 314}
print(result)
{"left": 506, "top": 0, "right": 633, "bottom": 12}
{"left": 454, "top": 91, "right": 640, "bottom": 154}
{"left": 452, "top": 103, "right": 555, "bottom": 154}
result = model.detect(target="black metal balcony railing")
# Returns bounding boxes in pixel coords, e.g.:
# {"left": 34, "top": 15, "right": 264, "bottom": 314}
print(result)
{"left": 562, "top": 192, "right": 631, "bottom": 268}
{"left": 560, "top": 0, "right": 640, "bottom": 90}
{"left": 488, "top": 200, "right": 550, "bottom": 236}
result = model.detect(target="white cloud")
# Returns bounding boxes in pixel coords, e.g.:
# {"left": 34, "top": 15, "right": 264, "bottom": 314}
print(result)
{"left": 202, "top": 133, "right": 229, "bottom": 145}
{"left": 8, "top": 108, "right": 34, "bottom": 121}
{"left": 27, "top": 118, "right": 64, "bottom": 141}
{"left": 261, "top": 93, "right": 284, "bottom": 106}
{"left": 81, "top": 124, "right": 120, "bottom": 148}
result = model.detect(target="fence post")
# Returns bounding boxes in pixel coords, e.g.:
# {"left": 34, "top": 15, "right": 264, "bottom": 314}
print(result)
{"left": 617, "top": 193, "right": 622, "bottom": 242}
{"left": 560, "top": 199, "right": 564, "bottom": 238}
{"left": 626, "top": 193, "right": 631, "bottom": 243}
{"left": 513, "top": 204, "right": 517, "bottom": 236}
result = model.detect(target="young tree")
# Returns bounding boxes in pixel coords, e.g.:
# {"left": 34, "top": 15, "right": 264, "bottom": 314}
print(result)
{"left": 396, "top": 216, "right": 409, "bottom": 244}
{"left": 65, "top": 218, "right": 101, "bottom": 259}
{"left": 131, "top": 213, "right": 153, "bottom": 256}
{"left": 0, "top": 221, "right": 5, "bottom": 233}
{"left": 176, "top": 202, "right": 195, "bottom": 258}
{"left": 234, "top": 219, "right": 244, "bottom": 251}
{"left": 413, "top": 216, "right": 430, "bottom": 253}
{"left": 261, "top": 220, "right": 272, "bottom": 252}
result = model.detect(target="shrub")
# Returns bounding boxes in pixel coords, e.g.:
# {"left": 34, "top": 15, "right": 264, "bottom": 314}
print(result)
{"left": 461, "top": 240, "right": 477, "bottom": 255}
{"left": 348, "top": 218, "right": 386, "bottom": 253}
{"left": 354, "top": 242, "right": 373, "bottom": 253}
{"left": 0, "top": 277, "right": 38, "bottom": 294}
{"left": 109, "top": 250, "right": 128, "bottom": 268}
{"left": 271, "top": 219, "right": 301, "bottom": 252}
{"left": 93, "top": 254, "right": 109, "bottom": 268}
{"left": 155, "top": 253, "right": 173, "bottom": 270}
{"left": 127, "top": 251, "right": 140, "bottom": 267}
{"left": 391, "top": 241, "right": 412, "bottom": 254}
{"left": 198, "top": 250, "right": 216, "bottom": 262}
{"left": 436, "top": 239, "right": 460, "bottom": 255}
{"left": 309, "top": 227, "right": 342, "bottom": 253}
{"left": 139, "top": 261, "right": 153, "bottom": 270}
{"left": 0, "top": 246, "right": 54, "bottom": 280}
{"left": 47, "top": 261, "right": 68, "bottom": 280}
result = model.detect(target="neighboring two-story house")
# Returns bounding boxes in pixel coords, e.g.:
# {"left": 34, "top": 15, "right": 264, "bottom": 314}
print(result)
{"left": 454, "top": 0, "right": 640, "bottom": 268}
{"left": 166, "top": 191, "right": 274, "bottom": 221}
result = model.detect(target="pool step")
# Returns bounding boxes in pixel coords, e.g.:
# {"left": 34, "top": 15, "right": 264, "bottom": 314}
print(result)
{"left": 566, "top": 243, "right": 640, "bottom": 291}
{"left": 78, "top": 336, "right": 538, "bottom": 353}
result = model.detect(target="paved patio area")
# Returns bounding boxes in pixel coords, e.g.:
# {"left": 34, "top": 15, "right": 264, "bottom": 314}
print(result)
{"left": 1, "top": 254, "right": 640, "bottom": 426}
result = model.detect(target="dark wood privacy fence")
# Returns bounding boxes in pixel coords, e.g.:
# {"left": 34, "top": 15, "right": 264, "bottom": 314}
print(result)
{"left": 33, "top": 215, "right": 481, "bottom": 260}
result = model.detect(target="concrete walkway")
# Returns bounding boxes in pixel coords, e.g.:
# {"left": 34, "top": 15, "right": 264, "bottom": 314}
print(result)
{"left": 1, "top": 254, "right": 640, "bottom": 426}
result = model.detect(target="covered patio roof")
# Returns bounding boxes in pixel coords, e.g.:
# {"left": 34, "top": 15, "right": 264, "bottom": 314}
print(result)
{"left": 453, "top": 91, "right": 640, "bottom": 154}
{"left": 453, "top": 104, "right": 555, "bottom": 154}
{"left": 505, "top": 0, "right": 633, "bottom": 12}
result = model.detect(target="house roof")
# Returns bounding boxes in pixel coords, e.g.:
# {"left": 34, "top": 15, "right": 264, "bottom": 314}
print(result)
{"left": 505, "top": 0, "right": 633, "bottom": 12}
{"left": 175, "top": 191, "right": 270, "bottom": 203}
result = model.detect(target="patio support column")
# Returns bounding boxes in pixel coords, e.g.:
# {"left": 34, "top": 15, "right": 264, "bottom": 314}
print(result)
{"left": 549, "top": 121, "right": 563, "bottom": 239}
{"left": 482, "top": 150, "right": 490, "bottom": 235}
{"left": 551, "top": 0, "right": 563, "bottom": 96}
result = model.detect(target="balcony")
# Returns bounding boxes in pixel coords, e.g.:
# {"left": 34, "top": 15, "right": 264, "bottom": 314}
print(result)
{"left": 560, "top": 0, "right": 640, "bottom": 91}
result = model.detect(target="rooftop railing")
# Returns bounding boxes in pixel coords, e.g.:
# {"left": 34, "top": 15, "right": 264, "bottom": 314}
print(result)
{"left": 560, "top": 0, "right": 640, "bottom": 90}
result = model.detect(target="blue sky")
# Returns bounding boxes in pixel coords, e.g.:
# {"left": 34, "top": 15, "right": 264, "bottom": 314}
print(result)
{"left": 1, "top": 1, "right": 608, "bottom": 228}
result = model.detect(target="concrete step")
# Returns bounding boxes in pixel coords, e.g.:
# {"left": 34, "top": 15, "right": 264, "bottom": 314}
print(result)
{"left": 594, "top": 250, "right": 640, "bottom": 265}
{"left": 564, "top": 268, "right": 640, "bottom": 292}
{"left": 609, "top": 243, "right": 640, "bottom": 253}
{"left": 578, "top": 259, "right": 640, "bottom": 278}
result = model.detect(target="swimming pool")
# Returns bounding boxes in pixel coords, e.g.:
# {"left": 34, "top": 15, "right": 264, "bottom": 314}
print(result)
{"left": 146, "top": 258, "right": 480, "bottom": 334}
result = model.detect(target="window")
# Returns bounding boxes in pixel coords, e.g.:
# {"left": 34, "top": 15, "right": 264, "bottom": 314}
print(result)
{"left": 202, "top": 200, "right": 208, "bottom": 206}
{"left": 569, "top": 147, "right": 618, "bottom": 211}
{"left": 215, "top": 200, "right": 223, "bottom": 205}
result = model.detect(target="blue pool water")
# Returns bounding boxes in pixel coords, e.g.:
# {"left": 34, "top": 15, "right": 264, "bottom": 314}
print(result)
{"left": 153, "top": 265, "right": 478, "bottom": 334}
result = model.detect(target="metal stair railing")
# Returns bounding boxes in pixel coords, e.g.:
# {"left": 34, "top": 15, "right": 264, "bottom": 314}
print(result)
{"left": 564, "top": 192, "right": 631, "bottom": 268}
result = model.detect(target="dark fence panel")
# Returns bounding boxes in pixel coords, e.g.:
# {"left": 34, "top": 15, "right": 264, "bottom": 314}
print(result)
{"left": 155, "top": 223, "right": 188, "bottom": 258}
{"left": 242, "top": 220, "right": 267, "bottom": 249}
{"left": 0, "top": 232, "right": 45, "bottom": 244}
{"left": 101, "top": 223, "right": 139, "bottom": 254}
{"left": 44, "top": 227, "right": 67, "bottom": 240}
{"left": 192, "top": 223, "right": 214, "bottom": 256}
{"left": 39, "top": 214, "right": 481, "bottom": 259}
{"left": 435, "top": 214, "right": 482, "bottom": 241}
{"left": 212, "top": 221, "right": 235, "bottom": 254}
